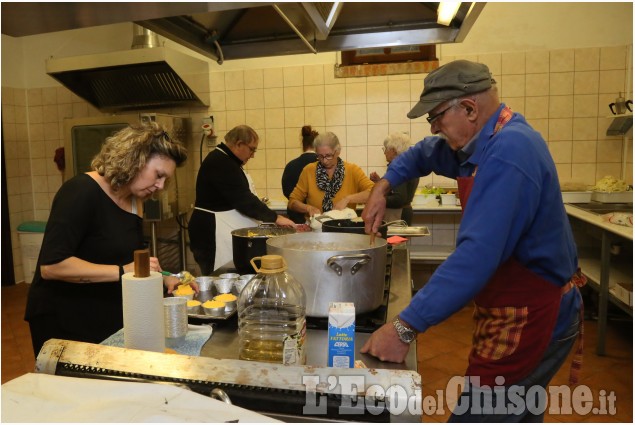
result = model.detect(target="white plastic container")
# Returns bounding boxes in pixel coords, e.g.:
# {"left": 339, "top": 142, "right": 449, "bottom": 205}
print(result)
{"left": 18, "top": 223, "right": 46, "bottom": 284}
{"left": 561, "top": 191, "right": 593, "bottom": 203}
{"left": 440, "top": 193, "right": 457, "bottom": 206}
{"left": 591, "top": 191, "right": 633, "bottom": 203}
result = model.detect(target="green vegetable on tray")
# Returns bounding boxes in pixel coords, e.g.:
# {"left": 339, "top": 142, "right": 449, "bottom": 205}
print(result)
{"left": 419, "top": 186, "right": 446, "bottom": 196}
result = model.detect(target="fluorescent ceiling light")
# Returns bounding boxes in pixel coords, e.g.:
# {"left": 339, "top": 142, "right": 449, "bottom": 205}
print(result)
{"left": 437, "top": 1, "right": 461, "bottom": 26}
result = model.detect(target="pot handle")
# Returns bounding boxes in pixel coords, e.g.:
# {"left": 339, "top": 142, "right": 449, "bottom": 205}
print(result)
{"left": 326, "top": 254, "right": 371, "bottom": 276}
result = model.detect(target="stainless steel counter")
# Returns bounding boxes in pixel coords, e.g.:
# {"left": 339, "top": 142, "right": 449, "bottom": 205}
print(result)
{"left": 200, "top": 244, "right": 417, "bottom": 372}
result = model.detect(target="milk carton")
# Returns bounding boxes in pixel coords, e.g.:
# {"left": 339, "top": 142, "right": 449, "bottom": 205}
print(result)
{"left": 328, "top": 302, "right": 355, "bottom": 368}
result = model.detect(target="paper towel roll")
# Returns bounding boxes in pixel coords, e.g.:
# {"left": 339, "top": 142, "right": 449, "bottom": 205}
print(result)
{"left": 122, "top": 271, "right": 165, "bottom": 352}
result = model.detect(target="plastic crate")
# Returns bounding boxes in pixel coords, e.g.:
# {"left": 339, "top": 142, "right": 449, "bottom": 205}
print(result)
{"left": 18, "top": 221, "right": 46, "bottom": 284}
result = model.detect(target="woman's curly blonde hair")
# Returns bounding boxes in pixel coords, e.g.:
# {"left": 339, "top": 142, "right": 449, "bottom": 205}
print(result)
{"left": 91, "top": 121, "right": 188, "bottom": 191}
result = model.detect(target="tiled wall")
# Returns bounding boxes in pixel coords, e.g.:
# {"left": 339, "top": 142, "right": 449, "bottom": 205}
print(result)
{"left": 3, "top": 45, "right": 633, "bottom": 280}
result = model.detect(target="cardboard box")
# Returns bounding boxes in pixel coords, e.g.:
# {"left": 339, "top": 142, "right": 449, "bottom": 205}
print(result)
{"left": 328, "top": 302, "right": 355, "bottom": 368}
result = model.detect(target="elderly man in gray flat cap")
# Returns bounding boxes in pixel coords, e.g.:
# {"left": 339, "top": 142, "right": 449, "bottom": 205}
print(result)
{"left": 362, "top": 60, "right": 585, "bottom": 422}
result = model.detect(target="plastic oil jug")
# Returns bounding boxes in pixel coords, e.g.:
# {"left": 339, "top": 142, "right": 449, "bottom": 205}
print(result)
{"left": 238, "top": 255, "right": 306, "bottom": 365}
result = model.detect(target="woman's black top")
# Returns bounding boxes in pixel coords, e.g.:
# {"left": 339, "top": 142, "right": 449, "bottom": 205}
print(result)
{"left": 24, "top": 173, "right": 144, "bottom": 344}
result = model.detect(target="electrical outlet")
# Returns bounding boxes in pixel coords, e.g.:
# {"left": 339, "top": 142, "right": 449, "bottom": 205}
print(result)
{"left": 202, "top": 116, "right": 217, "bottom": 147}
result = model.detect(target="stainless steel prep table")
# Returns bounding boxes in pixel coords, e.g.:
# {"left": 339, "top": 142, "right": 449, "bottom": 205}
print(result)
{"left": 201, "top": 244, "right": 418, "bottom": 372}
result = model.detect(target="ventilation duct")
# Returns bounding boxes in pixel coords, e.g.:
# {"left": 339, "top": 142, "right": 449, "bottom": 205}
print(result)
{"left": 45, "top": 26, "right": 209, "bottom": 112}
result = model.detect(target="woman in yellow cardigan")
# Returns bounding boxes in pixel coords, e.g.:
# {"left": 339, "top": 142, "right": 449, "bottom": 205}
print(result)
{"left": 288, "top": 131, "right": 374, "bottom": 220}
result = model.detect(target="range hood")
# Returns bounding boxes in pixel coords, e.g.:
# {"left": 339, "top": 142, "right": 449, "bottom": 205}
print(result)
{"left": 45, "top": 26, "right": 209, "bottom": 112}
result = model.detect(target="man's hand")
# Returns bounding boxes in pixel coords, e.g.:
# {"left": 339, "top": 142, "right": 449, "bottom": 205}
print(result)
{"left": 360, "top": 322, "right": 410, "bottom": 363}
{"left": 369, "top": 171, "right": 380, "bottom": 183}
{"left": 362, "top": 179, "right": 390, "bottom": 235}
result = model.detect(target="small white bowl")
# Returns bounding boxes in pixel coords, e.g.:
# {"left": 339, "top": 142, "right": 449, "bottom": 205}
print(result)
{"left": 214, "top": 278, "right": 234, "bottom": 294}
{"left": 214, "top": 294, "right": 237, "bottom": 311}
{"left": 440, "top": 193, "right": 457, "bottom": 206}
{"left": 203, "top": 304, "right": 226, "bottom": 317}
{"left": 220, "top": 273, "right": 240, "bottom": 280}
{"left": 234, "top": 279, "right": 249, "bottom": 294}
{"left": 186, "top": 300, "right": 202, "bottom": 314}
{"left": 239, "top": 274, "right": 256, "bottom": 281}
{"left": 195, "top": 276, "right": 214, "bottom": 292}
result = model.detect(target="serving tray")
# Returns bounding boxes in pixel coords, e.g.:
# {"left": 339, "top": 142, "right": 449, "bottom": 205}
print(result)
{"left": 387, "top": 225, "right": 431, "bottom": 237}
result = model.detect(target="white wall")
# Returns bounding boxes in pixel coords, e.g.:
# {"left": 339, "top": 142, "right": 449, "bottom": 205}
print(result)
{"left": 440, "top": 2, "right": 633, "bottom": 57}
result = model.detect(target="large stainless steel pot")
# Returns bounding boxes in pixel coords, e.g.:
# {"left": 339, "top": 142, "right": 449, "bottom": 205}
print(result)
{"left": 266, "top": 232, "right": 387, "bottom": 317}
{"left": 231, "top": 225, "right": 296, "bottom": 275}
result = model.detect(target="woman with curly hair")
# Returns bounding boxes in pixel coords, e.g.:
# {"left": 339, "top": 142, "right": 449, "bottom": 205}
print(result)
{"left": 25, "top": 121, "right": 194, "bottom": 356}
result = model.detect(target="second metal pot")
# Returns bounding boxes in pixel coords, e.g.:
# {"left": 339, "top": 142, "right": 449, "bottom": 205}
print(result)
{"left": 231, "top": 224, "right": 296, "bottom": 274}
{"left": 266, "top": 232, "right": 387, "bottom": 317}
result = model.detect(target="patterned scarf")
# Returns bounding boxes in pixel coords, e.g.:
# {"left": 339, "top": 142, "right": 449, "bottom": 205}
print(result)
{"left": 316, "top": 157, "right": 345, "bottom": 212}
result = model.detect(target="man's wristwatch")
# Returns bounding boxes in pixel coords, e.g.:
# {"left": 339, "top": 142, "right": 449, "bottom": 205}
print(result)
{"left": 393, "top": 316, "right": 416, "bottom": 344}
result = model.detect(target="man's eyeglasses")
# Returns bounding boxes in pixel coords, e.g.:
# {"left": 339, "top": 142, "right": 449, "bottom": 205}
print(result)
{"left": 317, "top": 153, "right": 335, "bottom": 161}
{"left": 245, "top": 144, "right": 257, "bottom": 154}
{"left": 426, "top": 102, "right": 458, "bottom": 124}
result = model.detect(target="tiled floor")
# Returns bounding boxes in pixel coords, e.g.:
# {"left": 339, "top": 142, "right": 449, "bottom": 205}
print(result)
{"left": 2, "top": 282, "right": 632, "bottom": 422}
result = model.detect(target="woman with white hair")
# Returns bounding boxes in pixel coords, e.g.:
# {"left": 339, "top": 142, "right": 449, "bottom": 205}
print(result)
{"left": 288, "top": 131, "right": 374, "bottom": 220}
{"left": 370, "top": 132, "right": 419, "bottom": 225}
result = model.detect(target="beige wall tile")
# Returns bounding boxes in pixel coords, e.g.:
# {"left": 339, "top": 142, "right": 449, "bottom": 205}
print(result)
{"left": 549, "top": 141, "right": 572, "bottom": 163}
{"left": 284, "top": 128, "right": 301, "bottom": 149}
{"left": 325, "top": 84, "right": 346, "bottom": 105}
{"left": 410, "top": 79, "right": 424, "bottom": 101}
{"left": 2, "top": 105, "right": 15, "bottom": 124}
{"left": 225, "top": 70, "right": 244, "bottom": 90}
{"left": 574, "top": 48, "right": 600, "bottom": 72}
{"left": 346, "top": 82, "right": 367, "bottom": 104}
{"left": 388, "top": 80, "right": 411, "bottom": 102}
{"left": 244, "top": 69, "right": 264, "bottom": 89}
{"left": 72, "top": 102, "right": 88, "bottom": 118}
{"left": 525, "top": 96, "right": 550, "bottom": 119}
{"left": 572, "top": 140, "right": 597, "bottom": 163}
{"left": 549, "top": 95, "right": 573, "bottom": 118}
{"left": 226, "top": 110, "right": 246, "bottom": 129}
{"left": 345, "top": 125, "right": 368, "bottom": 147}
{"left": 527, "top": 118, "right": 549, "bottom": 140}
{"left": 15, "top": 107, "right": 27, "bottom": 124}
{"left": 303, "top": 64, "right": 324, "bottom": 86}
{"left": 595, "top": 163, "right": 623, "bottom": 181}
{"left": 284, "top": 106, "right": 304, "bottom": 127}
{"left": 245, "top": 108, "right": 265, "bottom": 129}
{"left": 263, "top": 87, "right": 284, "bottom": 108}
{"left": 27, "top": 88, "right": 42, "bottom": 106}
{"left": 502, "top": 52, "right": 525, "bottom": 75}
{"left": 324, "top": 64, "right": 342, "bottom": 85}
{"left": 570, "top": 163, "right": 595, "bottom": 185}
{"left": 573, "top": 117, "right": 598, "bottom": 140}
{"left": 283, "top": 66, "right": 303, "bottom": 87}
{"left": 501, "top": 74, "right": 525, "bottom": 97}
{"left": 304, "top": 85, "right": 324, "bottom": 106}
{"left": 367, "top": 103, "right": 388, "bottom": 124}
{"left": 549, "top": 118, "right": 573, "bottom": 141}
{"left": 245, "top": 88, "right": 264, "bottom": 110}
{"left": 225, "top": 89, "right": 245, "bottom": 110}
{"left": 41, "top": 87, "right": 57, "bottom": 105}
{"left": 597, "top": 139, "right": 624, "bottom": 162}
{"left": 550, "top": 49, "right": 574, "bottom": 72}
{"left": 266, "top": 148, "right": 287, "bottom": 168}
{"left": 368, "top": 124, "right": 390, "bottom": 147}
{"left": 367, "top": 81, "right": 388, "bottom": 104}
{"left": 304, "top": 106, "right": 325, "bottom": 127}
{"left": 325, "top": 105, "right": 346, "bottom": 126}
{"left": 599, "top": 69, "right": 626, "bottom": 95}
{"left": 478, "top": 53, "right": 502, "bottom": 75}
{"left": 555, "top": 163, "right": 573, "bottom": 183}
{"left": 212, "top": 111, "right": 227, "bottom": 132}
{"left": 346, "top": 104, "right": 367, "bottom": 125}
{"left": 265, "top": 128, "right": 285, "bottom": 149}
{"left": 526, "top": 50, "right": 550, "bottom": 74}
{"left": 210, "top": 72, "right": 226, "bottom": 92}
{"left": 573, "top": 94, "right": 599, "bottom": 118}
{"left": 526, "top": 73, "right": 549, "bottom": 96}
{"left": 14, "top": 89, "right": 27, "bottom": 106}
{"left": 574, "top": 71, "right": 599, "bottom": 95}
{"left": 283, "top": 86, "right": 304, "bottom": 107}
{"left": 346, "top": 146, "right": 368, "bottom": 167}
{"left": 600, "top": 45, "right": 627, "bottom": 70}
{"left": 263, "top": 68, "right": 283, "bottom": 88}
{"left": 2, "top": 87, "right": 14, "bottom": 104}
{"left": 388, "top": 102, "right": 411, "bottom": 124}
{"left": 549, "top": 72, "right": 574, "bottom": 95}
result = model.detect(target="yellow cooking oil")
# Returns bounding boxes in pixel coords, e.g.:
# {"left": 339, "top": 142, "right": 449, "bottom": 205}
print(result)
{"left": 237, "top": 255, "right": 306, "bottom": 365}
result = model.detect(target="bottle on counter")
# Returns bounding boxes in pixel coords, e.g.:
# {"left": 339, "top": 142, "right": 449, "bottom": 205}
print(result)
{"left": 238, "top": 254, "right": 306, "bottom": 365}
